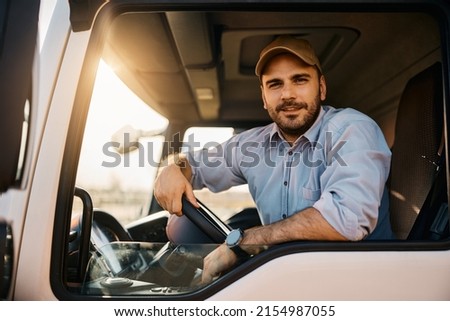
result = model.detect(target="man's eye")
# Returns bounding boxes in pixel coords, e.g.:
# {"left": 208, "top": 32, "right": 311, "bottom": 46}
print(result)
{"left": 294, "top": 78, "right": 308, "bottom": 84}
{"left": 268, "top": 82, "right": 282, "bottom": 89}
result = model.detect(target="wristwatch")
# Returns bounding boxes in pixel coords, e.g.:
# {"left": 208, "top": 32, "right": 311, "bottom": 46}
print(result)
{"left": 173, "top": 154, "right": 187, "bottom": 168}
{"left": 225, "top": 228, "right": 250, "bottom": 261}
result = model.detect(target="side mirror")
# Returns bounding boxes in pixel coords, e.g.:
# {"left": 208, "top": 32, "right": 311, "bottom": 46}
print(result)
{"left": 0, "top": 219, "right": 13, "bottom": 299}
{"left": 111, "top": 124, "right": 165, "bottom": 154}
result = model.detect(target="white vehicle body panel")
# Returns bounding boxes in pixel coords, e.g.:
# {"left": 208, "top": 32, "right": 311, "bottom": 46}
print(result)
{"left": 210, "top": 251, "right": 450, "bottom": 300}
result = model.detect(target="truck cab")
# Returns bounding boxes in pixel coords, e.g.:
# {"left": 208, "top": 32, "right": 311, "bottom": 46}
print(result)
{"left": 1, "top": 0, "right": 450, "bottom": 300}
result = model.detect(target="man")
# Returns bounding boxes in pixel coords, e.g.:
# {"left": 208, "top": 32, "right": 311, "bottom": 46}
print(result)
{"left": 154, "top": 35, "right": 393, "bottom": 283}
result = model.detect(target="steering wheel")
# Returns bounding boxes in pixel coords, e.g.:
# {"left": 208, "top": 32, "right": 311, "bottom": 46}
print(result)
{"left": 181, "top": 196, "right": 231, "bottom": 243}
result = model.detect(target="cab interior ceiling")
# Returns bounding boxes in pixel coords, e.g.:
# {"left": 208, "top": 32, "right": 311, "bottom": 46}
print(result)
{"left": 102, "top": 10, "right": 441, "bottom": 147}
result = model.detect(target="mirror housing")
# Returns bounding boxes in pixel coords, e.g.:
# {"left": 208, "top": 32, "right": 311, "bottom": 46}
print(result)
{"left": 111, "top": 124, "right": 164, "bottom": 154}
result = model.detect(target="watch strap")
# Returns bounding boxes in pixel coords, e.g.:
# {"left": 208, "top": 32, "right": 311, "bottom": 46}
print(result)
{"left": 229, "top": 244, "right": 250, "bottom": 262}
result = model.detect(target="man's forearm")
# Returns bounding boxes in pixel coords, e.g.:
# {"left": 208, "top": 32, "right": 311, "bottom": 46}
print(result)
{"left": 242, "top": 207, "right": 347, "bottom": 247}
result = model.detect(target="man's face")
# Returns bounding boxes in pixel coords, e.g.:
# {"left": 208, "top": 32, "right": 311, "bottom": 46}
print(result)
{"left": 260, "top": 53, "right": 326, "bottom": 143}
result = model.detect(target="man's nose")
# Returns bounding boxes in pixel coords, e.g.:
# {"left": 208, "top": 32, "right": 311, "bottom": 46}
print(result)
{"left": 281, "top": 83, "right": 295, "bottom": 100}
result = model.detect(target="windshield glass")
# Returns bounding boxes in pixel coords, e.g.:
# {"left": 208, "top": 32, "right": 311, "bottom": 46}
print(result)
{"left": 182, "top": 127, "right": 256, "bottom": 221}
{"left": 82, "top": 241, "right": 218, "bottom": 295}
{"left": 76, "top": 60, "right": 168, "bottom": 224}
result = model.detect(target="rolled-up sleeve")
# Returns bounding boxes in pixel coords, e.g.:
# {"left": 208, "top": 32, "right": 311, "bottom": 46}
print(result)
{"left": 312, "top": 120, "right": 391, "bottom": 240}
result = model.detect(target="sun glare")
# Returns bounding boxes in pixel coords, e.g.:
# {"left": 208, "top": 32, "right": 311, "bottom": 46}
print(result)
{"left": 76, "top": 60, "right": 168, "bottom": 192}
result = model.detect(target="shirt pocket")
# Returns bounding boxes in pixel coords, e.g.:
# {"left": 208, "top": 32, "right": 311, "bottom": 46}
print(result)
{"left": 302, "top": 187, "right": 321, "bottom": 206}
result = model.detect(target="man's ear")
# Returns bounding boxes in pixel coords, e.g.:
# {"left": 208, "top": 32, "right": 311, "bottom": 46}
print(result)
{"left": 261, "top": 86, "right": 268, "bottom": 109}
{"left": 319, "top": 75, "right": 327, "bottom": 101}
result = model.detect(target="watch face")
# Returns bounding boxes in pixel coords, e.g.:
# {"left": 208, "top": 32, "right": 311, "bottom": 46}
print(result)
{"left": 227, "top": 229, "right": 243, "bottom": 247}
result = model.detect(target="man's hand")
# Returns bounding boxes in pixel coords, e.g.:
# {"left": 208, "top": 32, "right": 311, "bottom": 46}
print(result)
{"left": 202, "top": 244, "right": 238, "bottom": 284}
{"left": 154, "top": 155, "right": 198, "bottom": 216}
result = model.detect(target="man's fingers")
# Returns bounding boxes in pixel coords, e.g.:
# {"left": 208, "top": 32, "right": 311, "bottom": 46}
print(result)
{"left": 184, "top": 184, "right": 199, "bottom": 208}
{"left": 171, "top": 197, "right": 183, "bottom": 216}
{"left": 201, "top": 244, "right": 238, "bottom": 284}
{"left": 201, "top": 271, "right": 213, "bottom": 284}
{"left": 154, "top": 163, "right": 195, "bottom": 215}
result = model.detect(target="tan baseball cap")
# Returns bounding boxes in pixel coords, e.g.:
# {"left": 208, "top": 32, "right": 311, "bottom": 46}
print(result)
{"left": 255, "top": 35, "right": 322, "bottom": 77}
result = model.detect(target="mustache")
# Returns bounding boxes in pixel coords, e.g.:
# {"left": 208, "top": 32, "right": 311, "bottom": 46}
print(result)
{"left": 275, "top": 101, "right": 308, "bottom": 112}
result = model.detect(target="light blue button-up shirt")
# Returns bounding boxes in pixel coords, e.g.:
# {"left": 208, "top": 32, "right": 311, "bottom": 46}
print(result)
{"left": 187, "top": 105, "right": 393, "bottom": 240}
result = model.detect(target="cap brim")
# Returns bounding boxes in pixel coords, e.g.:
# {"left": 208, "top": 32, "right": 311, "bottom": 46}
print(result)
{"left": 255, "top": 46, "right": 319, "bottom": 77}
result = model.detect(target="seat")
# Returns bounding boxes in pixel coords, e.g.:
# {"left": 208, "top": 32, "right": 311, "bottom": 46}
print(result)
{"left": 389, "top": 62, "right": 445, "bottom": 240}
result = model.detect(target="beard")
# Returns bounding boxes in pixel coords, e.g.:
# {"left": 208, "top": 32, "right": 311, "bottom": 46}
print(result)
{"left": 268, "top": 93, "right": 322, "bottom": 139}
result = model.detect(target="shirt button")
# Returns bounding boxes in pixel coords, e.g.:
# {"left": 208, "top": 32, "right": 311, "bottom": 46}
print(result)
{"left": 284, "top": 181, "right": 288, "bottom": 186}
{"left": 288, "top": 151, "right": 293, "bottom": 156}
{"left": 282, "top": 214, "right": 287, "bottom": 219}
